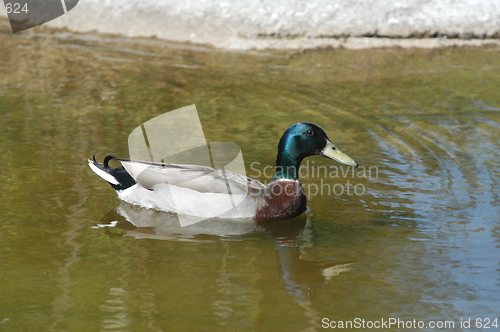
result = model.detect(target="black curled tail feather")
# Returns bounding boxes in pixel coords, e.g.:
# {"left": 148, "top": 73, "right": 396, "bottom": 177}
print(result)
{"left": 103, "top": 155, "right": 116, "bottom": 168}
{"left": 89, "top": 155, "right": 136, "bottom": 191}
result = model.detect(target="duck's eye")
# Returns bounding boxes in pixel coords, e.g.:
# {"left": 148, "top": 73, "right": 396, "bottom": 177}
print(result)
{"left": 305, "top": 130, "right": 314, "bottom": 136}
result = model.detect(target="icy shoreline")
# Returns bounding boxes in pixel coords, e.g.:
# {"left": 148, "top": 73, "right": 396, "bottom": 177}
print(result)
{"left": 2, "top": 0, "right": 500, "bottom": 50}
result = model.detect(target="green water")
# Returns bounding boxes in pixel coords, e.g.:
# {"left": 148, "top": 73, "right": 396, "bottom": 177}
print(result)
{"left": 1, "top": 20, "right": 500, "bottom": 331}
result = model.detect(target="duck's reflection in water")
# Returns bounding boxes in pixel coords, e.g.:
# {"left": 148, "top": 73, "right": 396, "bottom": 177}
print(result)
{"left": 98, "top": 202, "right": 259, "bottom": 241}
{"left": 96, "top": 202, "right": 353, "bottom": 304}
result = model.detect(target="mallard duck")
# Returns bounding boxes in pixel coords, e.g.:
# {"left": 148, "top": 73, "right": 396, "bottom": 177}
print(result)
{"left": 89, "top": 122, "right": 357, "bottom": 222}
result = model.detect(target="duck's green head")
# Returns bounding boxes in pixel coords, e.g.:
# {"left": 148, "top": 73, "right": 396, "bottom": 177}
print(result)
{"left": 274, "top": 122, "right": 357, "bottom": 180}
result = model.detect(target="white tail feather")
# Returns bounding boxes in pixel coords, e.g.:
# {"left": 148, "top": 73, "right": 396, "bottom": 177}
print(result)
{"left": 88, "top": 159, "right": 120, "bottom": 185}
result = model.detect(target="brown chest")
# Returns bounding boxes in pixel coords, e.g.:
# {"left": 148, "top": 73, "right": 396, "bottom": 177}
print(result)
{"left": 254, "top": 180, "right": 307, "bottom": 222}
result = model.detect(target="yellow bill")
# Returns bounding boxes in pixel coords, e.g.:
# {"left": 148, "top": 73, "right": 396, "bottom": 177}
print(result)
{"left": 321, "top": 140, "right": 358, "bottom": 167}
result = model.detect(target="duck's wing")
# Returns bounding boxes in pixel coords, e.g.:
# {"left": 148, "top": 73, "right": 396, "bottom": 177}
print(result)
{"left": 115, "top": 158, "right": 266, "bottom": 197}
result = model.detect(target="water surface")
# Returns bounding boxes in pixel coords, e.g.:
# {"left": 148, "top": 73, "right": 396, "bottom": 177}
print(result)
{"left": 1, "top": 21, "right": 500, "bottom": 331}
